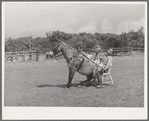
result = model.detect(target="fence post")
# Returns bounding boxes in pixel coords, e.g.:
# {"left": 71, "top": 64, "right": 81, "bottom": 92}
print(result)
{"left": 16, "top": 54, "right": 18, "bottom": 61}
{"left": 11, "top": 53, "right": 13, "bottom": 62}
{"left": 139, "top": 47, "right": 141, "bottom": 52}
{"left": 130, "top": 46, "right": 132, "bottom": 56}
{"left": 122, "top": 46, "right": 124, "bottom": 53}
{"left": 22, "top": 52, "right": 25, "bottom": 62}
{"left": 29, "top": 52, "right": 32, "bottom": 60}
{"left": 36, "top": 50, "right": 39, "bottom": 61}
{"left": 45, "top": 52, "right": 48, "bottom": 60}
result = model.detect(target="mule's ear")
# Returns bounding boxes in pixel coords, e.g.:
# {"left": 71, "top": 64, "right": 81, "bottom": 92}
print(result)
{"left": 56, "top": 38, "right": 62, "bottom": 43}
{"left": 46, "top": 33, "right": 48, "bottom": 37}
{"left": 53, "top": 41, "right": 59, "bottom": 46}
{"left": 46, "top": 32, "right": 52, "bottom": 38}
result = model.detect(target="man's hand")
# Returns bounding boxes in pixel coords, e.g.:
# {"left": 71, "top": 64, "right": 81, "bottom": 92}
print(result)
{"left": 103, "top": 65, "right": 107, "bottom": 70}
{"left": 93, "top": 57, "right": 97, "bottom": 60}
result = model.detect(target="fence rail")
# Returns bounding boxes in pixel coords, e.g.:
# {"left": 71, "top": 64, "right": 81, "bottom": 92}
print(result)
{"left": 5, "top": 51, "right": 41, "bottom": 62}
{"left": 84, "top": 47, "right": 144, "bottom": 56}
{"left": 5, "top": 47, "right": 144, "bottom": 62}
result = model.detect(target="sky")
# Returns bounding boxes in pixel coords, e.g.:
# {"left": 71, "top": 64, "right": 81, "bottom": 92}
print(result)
{"left": 3, "top": 2, "right": 146, "bottom": 39}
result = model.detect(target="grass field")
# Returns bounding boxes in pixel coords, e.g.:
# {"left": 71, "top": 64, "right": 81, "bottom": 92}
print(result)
{"left": 4, "top": 54, "right": 144, "bottom": 107}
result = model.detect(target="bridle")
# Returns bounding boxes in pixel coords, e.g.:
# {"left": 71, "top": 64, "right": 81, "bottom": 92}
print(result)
{"left": 52, "top": 42, "right": 79, "bottom": 63}
{"left": 52, "top": 42, "right": 66, "bottom": 63}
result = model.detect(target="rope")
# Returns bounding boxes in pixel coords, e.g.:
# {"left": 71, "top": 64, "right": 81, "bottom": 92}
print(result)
{"left": 79, "top": 52, "right": 103, "bottom": 69}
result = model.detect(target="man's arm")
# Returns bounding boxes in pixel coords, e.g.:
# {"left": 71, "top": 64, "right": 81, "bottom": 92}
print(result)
{"left": 94, "top": 50, "right": 100, "bottom": 58}
{"left": 104, "top": 56, "right": 113, "bottom": 70}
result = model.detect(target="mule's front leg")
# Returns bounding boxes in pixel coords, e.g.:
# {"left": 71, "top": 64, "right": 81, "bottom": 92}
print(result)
{"left": 66, "top": 67, "right": 75, "bottom": 88}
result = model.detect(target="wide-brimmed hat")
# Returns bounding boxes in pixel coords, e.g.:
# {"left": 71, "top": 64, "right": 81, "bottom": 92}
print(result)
{"left": 107, "top": 49, "right": 113, "bottom": 54}
{"left": 95, "top": 45, "right": 101, "bottom": 51}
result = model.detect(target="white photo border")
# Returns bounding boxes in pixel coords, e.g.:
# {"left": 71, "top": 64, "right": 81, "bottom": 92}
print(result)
{"left": 2, "top": 1, "right": 148, "bottom": 120}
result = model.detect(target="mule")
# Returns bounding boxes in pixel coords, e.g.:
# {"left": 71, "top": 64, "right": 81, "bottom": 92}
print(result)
{"left": 46, "top": 32, "right": 104, "bottom": 88}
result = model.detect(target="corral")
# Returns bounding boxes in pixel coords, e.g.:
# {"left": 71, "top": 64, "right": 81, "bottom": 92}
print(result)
{"left": 4, "top": 53, "right": 144, "bottom": 107}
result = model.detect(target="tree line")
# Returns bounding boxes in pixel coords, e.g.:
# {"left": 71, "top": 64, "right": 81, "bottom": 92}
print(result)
{"left": 5, "top": 27, "right": 144, "bottom": 52}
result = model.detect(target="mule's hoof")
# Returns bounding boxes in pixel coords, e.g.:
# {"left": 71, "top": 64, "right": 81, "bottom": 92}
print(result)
{"left": 66, "top": 85, "right": 71, "bottom": 88}
{"left": 64, "top": 86, "right": 69, "bottom": 88}
{"left": 78, "top": 85, "right": 82, "bottom": 88}
{"left": 82, "top": 86, "right": 86, "bottom": 88}
{"left": 96, "top": 85, "right": 104, "bottom": 88}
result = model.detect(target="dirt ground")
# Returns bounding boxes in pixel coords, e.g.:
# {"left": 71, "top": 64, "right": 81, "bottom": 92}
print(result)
{"left": 4, "top": 54, "right": 144, "bottom": 107}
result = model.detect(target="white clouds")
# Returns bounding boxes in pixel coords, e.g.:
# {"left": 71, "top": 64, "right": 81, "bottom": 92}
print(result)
{"left": 4, "top": 2, "right": 146, "bottom": 38}
{"left": 116, "top": 18, "right": 145, "bottom": 34}
{"left": 77, "top": 22, "right": 98, "bottom": 34}
{"left": 101, "top": 18, "right": 113, "bottom": 33}
{"left": 131, "top": 18, "right": 145, "bottom": 29}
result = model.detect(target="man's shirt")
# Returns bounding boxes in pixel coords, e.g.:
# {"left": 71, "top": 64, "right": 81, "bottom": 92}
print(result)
{"left": 97, "top": 52, "right": 113, "bottom": 69}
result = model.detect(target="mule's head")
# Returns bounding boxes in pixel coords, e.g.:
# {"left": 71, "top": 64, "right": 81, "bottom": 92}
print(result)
{"left": 46, "top": 32, "right": 63, "bottom": 55}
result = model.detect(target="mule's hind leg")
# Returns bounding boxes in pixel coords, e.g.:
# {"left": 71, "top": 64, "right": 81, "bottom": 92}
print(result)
{"left": 80, "top": 79, "right": 88, "bottom": 85}
{"left": 80, "top": 74, "right": 93, "bottom": 86}
{"left": 79, "top": 73, "right": 92, "bottom": 85}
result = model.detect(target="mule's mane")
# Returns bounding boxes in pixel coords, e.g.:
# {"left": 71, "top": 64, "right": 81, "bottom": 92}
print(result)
{"left": 60, "top": 40, "right": 77, "bottom": 52}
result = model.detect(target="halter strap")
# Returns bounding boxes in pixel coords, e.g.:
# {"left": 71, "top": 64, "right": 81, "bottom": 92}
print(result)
{"left": 53, "top": 41, "right": 79, "bottom": 63}
{"left": 66, "top": 52, "right": 79, "bottom": 63}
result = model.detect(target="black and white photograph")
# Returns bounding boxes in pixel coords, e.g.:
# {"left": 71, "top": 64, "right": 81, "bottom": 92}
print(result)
{"left": 2, "top": 1, "right": 147, "bottom": 120}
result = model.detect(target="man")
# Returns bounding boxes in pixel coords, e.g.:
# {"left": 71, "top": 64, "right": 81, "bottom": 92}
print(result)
{"left": 91, "top": 48, "right": 113, "bottom": 88}
{"left": 89, "top": 45, "right": 103, "bottom": 87}
{"left": 101, "top": 49, "right": 113, "bottom": 73}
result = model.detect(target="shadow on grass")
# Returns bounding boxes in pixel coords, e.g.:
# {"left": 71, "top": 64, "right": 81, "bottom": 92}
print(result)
{"left": 37, "top": 83, "right": 80, "bottom": 88}
{"left": 37, "top": 81, "right": 111, "bottom": 88}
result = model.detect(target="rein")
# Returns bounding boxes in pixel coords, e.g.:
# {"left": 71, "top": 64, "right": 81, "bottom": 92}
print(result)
{"left": 79, "top": 52, "right": 103, "bottom": 69}
{"left": 53, "top": 53, "right": 66, "bottom": 63}
{"left": 54, "top": 55, "right": 66, "bottom": 63}
{"left": 53, "top": 52, "right": 79, "bottom": 63}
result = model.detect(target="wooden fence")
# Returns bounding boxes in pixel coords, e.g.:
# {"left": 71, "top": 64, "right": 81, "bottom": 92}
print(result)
{"left": 112, "top": 47, "right": 144, "bottom": 56}
{"left": 84, "top": 47, "right": 144, "bottom": 56}
{"left": 5, "top": 51, "right": 41, "bottom": 62}
{"left": 5, "top": 47, "right": 144, "bottom": 62}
